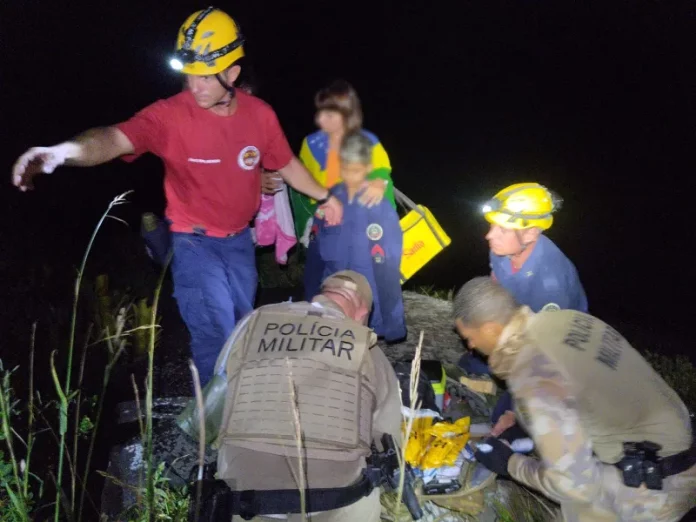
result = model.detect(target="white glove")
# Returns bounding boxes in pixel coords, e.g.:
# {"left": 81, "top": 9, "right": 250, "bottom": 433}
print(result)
{"left": 12, "top": 144, "right": 72, "bottom": 191}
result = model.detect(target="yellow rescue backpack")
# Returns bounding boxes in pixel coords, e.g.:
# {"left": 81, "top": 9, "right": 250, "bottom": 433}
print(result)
{"left": 394, "top": 188, "right": 452, "bottom": 284}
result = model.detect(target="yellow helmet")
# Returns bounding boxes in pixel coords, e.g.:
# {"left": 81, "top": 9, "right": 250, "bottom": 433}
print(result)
{"left": 169, "top": 7, "right": 245, "bottom": 76}
{"left": 482, "top": 182, "right": 562, "bottom": 231}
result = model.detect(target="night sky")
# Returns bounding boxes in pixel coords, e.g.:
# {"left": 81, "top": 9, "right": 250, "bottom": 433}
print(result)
{"left": 2, "top": 1, "right": 694, "bottom": 358}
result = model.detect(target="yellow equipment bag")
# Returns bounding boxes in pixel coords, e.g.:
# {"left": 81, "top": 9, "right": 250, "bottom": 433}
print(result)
{"left": 403, "top": 416, "right": 472, "bottom": 469}
{"left": 394, "top": 188, "right": 452, "bottom": 284}
{"left": 403, "top": 416, "right": 435, "bottom": 467}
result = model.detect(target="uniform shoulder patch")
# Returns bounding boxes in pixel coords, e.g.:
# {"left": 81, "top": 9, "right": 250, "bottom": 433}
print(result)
{"left": 541, "top": 302, "right": 561, "bottom": 312}
{"left": 371, "top": 244, "right": 385, "bottom": 264}
{"left": 366, "top": 223, "right": 383, "bottom": 241}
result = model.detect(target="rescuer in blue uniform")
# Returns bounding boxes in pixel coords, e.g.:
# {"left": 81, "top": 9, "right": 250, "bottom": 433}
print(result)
{"left": 458, "top": 182, "right": 588, "bottom": 432}
{"left": 304, "top": 132, "right": 406, "bottom": 342}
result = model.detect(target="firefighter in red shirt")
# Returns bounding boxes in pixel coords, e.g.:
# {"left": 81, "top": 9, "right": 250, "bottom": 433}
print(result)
{"left": 11, "top": 7, "right": 343, "bottom": 387}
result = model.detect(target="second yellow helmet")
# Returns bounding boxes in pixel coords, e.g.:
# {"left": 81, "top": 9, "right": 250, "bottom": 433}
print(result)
{"left": 482, "top": 182, "right": 562, "bottom": 231}
{"left": 170, "top": 7, "right": 245, "bottom": 76}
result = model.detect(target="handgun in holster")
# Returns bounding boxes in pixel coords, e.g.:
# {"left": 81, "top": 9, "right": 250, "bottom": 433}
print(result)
{"left": 187, "top": 462, "right": 234, "bottom": 522}
{"left": 367, "top": 433, "right": 424, "bottom": 520}
{"left": 617, "top": 441, "right": 663, "bottom": 490}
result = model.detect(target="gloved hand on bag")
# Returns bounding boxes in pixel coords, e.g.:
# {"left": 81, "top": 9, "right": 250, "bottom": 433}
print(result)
{"left": 474, "top": 436, "right": 513, "bottom": 477}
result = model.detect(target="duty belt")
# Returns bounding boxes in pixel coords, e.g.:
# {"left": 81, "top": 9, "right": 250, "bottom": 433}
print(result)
{"left": 614, "top": 435, "right": 696, "bottom": 490}
{"left": 659, "top": 439, "right": 696, "bottom": 478}
{"left": 193, "top": 470, "right": 374, "bottom": 520}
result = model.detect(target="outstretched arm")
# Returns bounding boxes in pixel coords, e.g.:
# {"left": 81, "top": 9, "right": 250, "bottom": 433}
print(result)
{"left": 12, "top": 127, "right": 134, "bottom": 191}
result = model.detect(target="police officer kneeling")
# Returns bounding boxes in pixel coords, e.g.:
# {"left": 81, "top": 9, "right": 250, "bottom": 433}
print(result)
{"left": 193, "top": 270, "right": 404, "bottom": 521}
{"left": 453, "top": 277, "right": 696, "bottom": 522}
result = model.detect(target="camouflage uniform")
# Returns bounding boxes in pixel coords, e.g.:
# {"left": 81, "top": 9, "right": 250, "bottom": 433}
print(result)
{"left": 488, "top": 307, "right": 696, "bottom": 522}
{"left": 213, "top": 297, "right": 403, "bottom": 522}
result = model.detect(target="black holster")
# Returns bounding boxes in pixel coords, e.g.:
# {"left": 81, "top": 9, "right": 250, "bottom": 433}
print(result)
{"left": 616, "top": 435, "right": 696, "bottom": 491}
{"left": 187, "top": 478, "right": 234, "bottom": 521}
{"left": 617, "top": 441, "right": 663, "bottom": 490}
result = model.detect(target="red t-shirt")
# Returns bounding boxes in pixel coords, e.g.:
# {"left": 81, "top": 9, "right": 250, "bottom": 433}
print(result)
{"left": 116, "top": 90, "right": 294, "bottom": 237}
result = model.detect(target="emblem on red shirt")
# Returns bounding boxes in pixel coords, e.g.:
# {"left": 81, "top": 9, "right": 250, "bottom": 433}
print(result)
{"left": 238, "top": 145, "right": 260, "bottom": 170}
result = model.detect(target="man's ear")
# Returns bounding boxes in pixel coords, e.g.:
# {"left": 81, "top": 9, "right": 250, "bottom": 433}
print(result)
{"left": 521, "top": 227, "right": 541, "bottom": 243}
{"left": 454, "top": 318, "right": 467, "bottom": 339}
{"left": 226, "top": 64, "right": 241, "bottom": 84}
{"left": 480, "top": 321, "right": 504, "bottom": 350}
{"left": 355, "top": 304, "right": 369, "bottom": 324}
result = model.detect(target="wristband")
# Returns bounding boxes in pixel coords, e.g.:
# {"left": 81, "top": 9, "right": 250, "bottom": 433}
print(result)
{"left": 316, "top": 193, "right": 330, "bottom": 205}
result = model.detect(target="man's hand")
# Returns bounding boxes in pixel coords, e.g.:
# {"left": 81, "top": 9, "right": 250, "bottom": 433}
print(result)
{"left": 319, "top": 195, "right": 343, "bottom": 226}
{"left": 261, "top": 170, "right": 283, "bottom": 194}
{"left": 497, "top": 424, "right": 528, "bottom": 444}
{"left": 12, "top": 127, "right": 134, "bottom": 192}
{"left": 358, "top": 179, "right": 387, "bottom": 208}
{"left": 474, "top": 436, "right": 513, "bottom": 477}
{"left": 491, "top": 410, "right": 516, "bottom": 437}
{"left": 12, "top": 145, "right": 71, "bottom": 191}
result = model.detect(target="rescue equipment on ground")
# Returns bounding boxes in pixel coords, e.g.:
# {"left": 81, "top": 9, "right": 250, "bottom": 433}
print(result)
{"left": 420, "top": 360, "right": 448, "bottom": 411}
{"left": 394, "top": 360, "right": 440, "bottom": 413}
{"left": 416, "top": 442, "right": 496, "bottom": 517}
{"left": 459, "top": 375, "right": 498, "bottom": 395}
{"left": 394, "top": 187, "right": 452, "bottom": 284}
{"left": 482, "top": 182, "right": 562, "bottom": 231}
{"left": 403, "top": 417, "right": 471, "bottom": 469}
{"left": 398, "top": 408, "right": 497, "bottom": 518}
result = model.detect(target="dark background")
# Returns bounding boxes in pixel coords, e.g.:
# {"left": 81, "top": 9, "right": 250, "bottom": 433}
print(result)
{"left": 1, "top": 0, "right": 695, "bottom": 362}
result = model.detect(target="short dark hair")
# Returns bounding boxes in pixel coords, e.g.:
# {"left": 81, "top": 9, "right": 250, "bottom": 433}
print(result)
{"left": 453, "top": 277, "right": 520, "bottom": 327}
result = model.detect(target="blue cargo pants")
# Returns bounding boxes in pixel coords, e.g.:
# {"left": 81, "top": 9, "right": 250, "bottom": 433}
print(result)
{"left": 170, "top": 228, "right": 257, "bottom": 387}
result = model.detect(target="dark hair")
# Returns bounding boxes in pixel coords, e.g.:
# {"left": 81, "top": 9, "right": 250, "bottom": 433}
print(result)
{"left": 314, "top": 79, "right": 363, "bottom": 134}
{"left": 233, "top": 57, "right": 257, "bottom": 94}
{"left": 453, "top": 277, "right": 520, "bottom": 327}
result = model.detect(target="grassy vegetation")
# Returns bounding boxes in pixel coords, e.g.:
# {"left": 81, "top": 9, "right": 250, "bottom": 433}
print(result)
{"left": 256, "top": 247, "right": 305, "bottom": 289}
{"left": 412, "top": 285, "right": 456, "bottom": 301}
{"left": 0, "top": 193, "right": 188, "bottom": 521}
{"left": 643, "top": 351, "right": 696, "bottom": 413}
